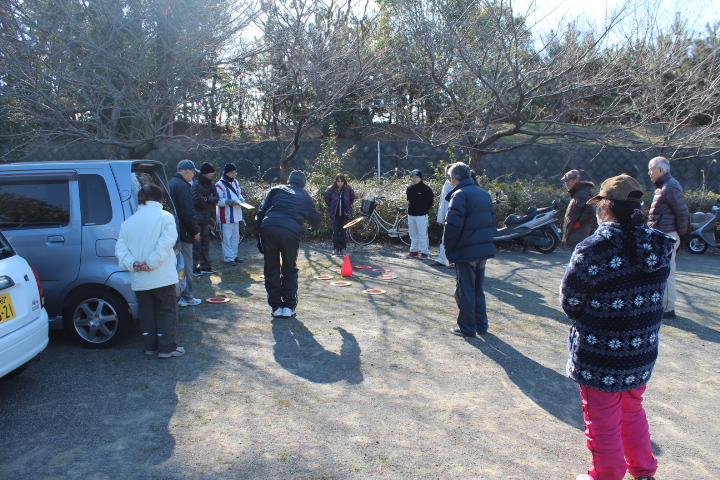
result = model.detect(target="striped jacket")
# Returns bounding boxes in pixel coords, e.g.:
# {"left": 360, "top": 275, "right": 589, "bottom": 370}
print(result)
{"left": 215, "top": 176, "right": 244, "bottom": 224}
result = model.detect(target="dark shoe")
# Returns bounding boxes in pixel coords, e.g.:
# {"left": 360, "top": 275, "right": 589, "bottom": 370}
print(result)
{"left": 450, "top": 326, "right": 476, "bottom": 338}
{"left": 234, "top": 257, "right": 244, "bottom": 263}
{"left": 225, "top": 261, "right": 237, "bottom": 266}
{"left": 429, "top": 261, "right": 445, "bottom": 266}
{"left": 446, "top": 264, "right": 455, "bottom": 269}
{"left": 476, "top": 328, "right": 488, "bottom": 335}
{"left": 406, "top": 252, "right": 419, "bottom": 258}
{"left": 192, "top": 269, "right": 204, "bottom": 277}
{"left": 200, "top": 267, "right": 216, "bottom": 274}
{"left": 663, "top": 310, "right": 676, "bottom": 319}
{"left": 419, "top": 253, "right": 429, "bottom": 259}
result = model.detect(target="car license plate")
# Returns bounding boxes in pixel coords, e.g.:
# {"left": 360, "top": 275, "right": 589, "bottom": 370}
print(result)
{"left": 0, "top": 292, "right": 16, "bottom": 324}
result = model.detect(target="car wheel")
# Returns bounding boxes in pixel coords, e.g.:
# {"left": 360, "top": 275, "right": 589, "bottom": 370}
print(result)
{"left": 65, "top": 289, "right": 129, "bottom": 348}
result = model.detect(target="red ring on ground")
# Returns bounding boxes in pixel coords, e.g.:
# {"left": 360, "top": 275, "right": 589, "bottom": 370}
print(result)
{"left": 355, "top": 265, "right": 373, "bottom": 269}
{"left": 376, "top": 275, "right": 397, "bottom": 280}
{"left": 205, "top": 297, "right": 230, "bottom": 303}
{"left": 371, "top": 268, "right": 391, "bottom": 272}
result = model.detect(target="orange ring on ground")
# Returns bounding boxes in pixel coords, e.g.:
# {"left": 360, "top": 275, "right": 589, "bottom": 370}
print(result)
{"left": 376, "top": 275, "right": 397, "bottom": 280}
{"left": 330, "top": 281, "right": 352, "bottom": 287}
{"left": 205, "top": 297, "right": 230, "bottom": 303}
{"left": 371, "top": 268, "right": 391, "bottom": 272}
{"left": 355, "top": 265, "right": 373, "bottom": 269}
{"left": 314, "top": 275, "right": 333, "bottom": 280}
{"left": 363, "top": 289, "right": 386, "bottom": 295}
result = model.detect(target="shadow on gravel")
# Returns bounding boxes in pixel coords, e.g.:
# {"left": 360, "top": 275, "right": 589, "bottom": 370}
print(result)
{"left": 468, "top": 333, "right": 583, "bottom": 430}
{"left": 272, "top": 316, "right": 363, "bottom": 384}
{"left": 486, "top": 277, "right": 570, "bottom": 325}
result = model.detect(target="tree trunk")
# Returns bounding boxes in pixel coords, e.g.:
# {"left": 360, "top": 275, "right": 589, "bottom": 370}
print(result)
{"left": 469, "top": 148, "right": 483, "bottom": 174}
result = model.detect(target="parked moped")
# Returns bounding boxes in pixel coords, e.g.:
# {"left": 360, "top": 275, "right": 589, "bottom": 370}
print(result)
{"left": 493, "top": 192, "right": 562, "bottom": 253}
{"left": 687, "top": 199, "right": 720, "bottom": 254}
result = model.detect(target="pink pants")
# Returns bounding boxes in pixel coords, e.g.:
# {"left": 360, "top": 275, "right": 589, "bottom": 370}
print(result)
{"left": 580, "top": 385, "right": 657, "bottom": 480}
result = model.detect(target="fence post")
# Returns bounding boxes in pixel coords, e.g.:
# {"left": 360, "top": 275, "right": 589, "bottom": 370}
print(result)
{"left": 377, "top": 140, "right": 381, "bottom": 184}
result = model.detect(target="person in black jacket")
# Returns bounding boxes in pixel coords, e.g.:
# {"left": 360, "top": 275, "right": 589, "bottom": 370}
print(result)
{"left": 443, "top": 162, "right": 496, "bottom": 337}
{"left": 255, "top": 171, "right": 322, "bottom": 318}
{"left": 406, "top": 169, "right": 434, "bottom": 259}
{"left": 191, "top": 162, "right": 219, "bottom": 276}
{"left": 168, "top": 159, "right": 201, "bottom": 307}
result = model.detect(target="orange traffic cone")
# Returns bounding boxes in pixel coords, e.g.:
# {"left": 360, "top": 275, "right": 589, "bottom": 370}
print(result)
{"left": 341, "top": 254, "right": 353, "bottom": 277}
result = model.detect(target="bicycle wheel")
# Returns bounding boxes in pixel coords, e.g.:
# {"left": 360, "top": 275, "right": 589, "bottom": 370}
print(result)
{"left": 397, "top": 215, "right": 410, "bottom": 246}
{"left": 348, "top": 215, "right": 379, "bottom": 245}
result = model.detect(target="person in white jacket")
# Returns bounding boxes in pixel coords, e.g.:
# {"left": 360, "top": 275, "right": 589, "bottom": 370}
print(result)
{"left": 116, "top": 184, "right": 185, "bottom": 359}
{"left": 430, "top": 165, "right": 453, "bottom": 267}
{"left": 215, "top": 163, "right": 245, "bottom": 265}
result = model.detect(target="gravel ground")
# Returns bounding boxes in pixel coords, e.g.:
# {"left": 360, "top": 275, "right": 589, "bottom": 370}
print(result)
{"left": 1, "top": 240, "right": 718, "bottom": 480}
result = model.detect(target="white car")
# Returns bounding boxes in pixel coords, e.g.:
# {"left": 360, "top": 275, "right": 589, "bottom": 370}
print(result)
{"left": 0, "top": 231, "right": 49, "bottom": 379}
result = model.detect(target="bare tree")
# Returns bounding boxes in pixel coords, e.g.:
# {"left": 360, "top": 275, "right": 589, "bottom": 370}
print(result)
{"left": 0, "top": 0, "right": 256, "bottom": 160}
{"left": 252, "top": 0, "right": 387, "bottom": 179}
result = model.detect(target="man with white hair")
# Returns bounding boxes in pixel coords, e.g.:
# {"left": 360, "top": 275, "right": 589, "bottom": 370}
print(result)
{"left": 648, "top": 156, "right": 689, "bottom": 319}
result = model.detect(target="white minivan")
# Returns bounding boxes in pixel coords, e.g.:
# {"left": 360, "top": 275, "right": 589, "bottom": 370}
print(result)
{"left": 0, "top": 230, "right": 49, "bottom": 379}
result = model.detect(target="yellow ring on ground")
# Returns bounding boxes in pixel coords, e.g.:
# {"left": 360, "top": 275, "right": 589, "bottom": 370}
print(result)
{"left": 330, "top": 281, "right": 352, "bottom": 287}
{"left": 363, "top": 289, "right": 386, "bottom": 295}
{"left": 376, "top": 275, "right": 397, "bottom": 280}
{"left": 205, "top": 297, "right": 230, "bottom": 303}
{"left": 314, "top": 275, "right": 333, "bottom": 280}
{"left": 371, "top": 268, "right": 391, "bottom": 272}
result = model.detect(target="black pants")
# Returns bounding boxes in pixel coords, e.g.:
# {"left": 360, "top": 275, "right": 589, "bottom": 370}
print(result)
{"left": 192, "top": 224, "right": 212, "bottom": 270}
{"left": 261, "top": 225, "right": 300, "bottom": 310}
{"left": 454, "top": 260, "right": 488, "bottom": 334}
{"left": 332, "top": 215, "right": 348, "bottom": 252}
{"left": 136, "top": 284, "right": 179, "bottom": 354}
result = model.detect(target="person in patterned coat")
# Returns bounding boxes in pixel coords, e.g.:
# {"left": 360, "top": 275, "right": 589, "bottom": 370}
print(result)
{"left": 560, "top": 174, "right": 676, "bottom": 480}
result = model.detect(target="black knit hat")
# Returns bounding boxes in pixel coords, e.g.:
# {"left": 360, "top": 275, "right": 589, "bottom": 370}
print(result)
{"left": 288, "top": 170, "right": 307, "bottom": 188}
{"left": 224, "top": 163, "right": 237, "bottom": 174}
{"left": 411, "top": 169, "right": 423, "bottom": 179}
{"left": 200, "top": 162, "right": 215, "bottom": 175}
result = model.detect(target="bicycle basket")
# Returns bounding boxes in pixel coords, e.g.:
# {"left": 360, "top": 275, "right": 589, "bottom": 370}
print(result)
{"left": 361, "top": 198, "right": 377, "bottom": 215}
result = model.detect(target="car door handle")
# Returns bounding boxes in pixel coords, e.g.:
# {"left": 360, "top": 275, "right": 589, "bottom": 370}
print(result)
{"left": 46, "top": 235, "right": 65, "bottom": 245}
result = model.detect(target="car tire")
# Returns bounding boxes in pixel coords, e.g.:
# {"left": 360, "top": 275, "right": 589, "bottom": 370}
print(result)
{"left": 64, "top": 289, "right": 129, "bottom": 349}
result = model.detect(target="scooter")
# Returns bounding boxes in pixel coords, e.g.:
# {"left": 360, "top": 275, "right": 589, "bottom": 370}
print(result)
{"left": 493, "top": 192, "right": 562, "bottom": 254}
{"left": 687, "top": 199, "right": 720, "bottom": 254}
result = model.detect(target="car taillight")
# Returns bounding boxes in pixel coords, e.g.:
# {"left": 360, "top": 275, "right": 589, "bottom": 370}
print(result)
{"left": 29, "top": 263, "right": 44, "bottom": 307}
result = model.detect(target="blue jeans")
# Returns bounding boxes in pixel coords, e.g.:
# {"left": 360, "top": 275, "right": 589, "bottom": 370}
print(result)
{"left": 454, "top": 260, "right": 488, "bottom": 334}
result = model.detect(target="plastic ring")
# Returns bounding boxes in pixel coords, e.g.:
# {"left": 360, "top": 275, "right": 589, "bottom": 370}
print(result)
{"left": 355, "top": 265, "right": 373, "bottom": 269}
{"left": 330, "top": 281, "right": 352, "bottom": 287}
{"left": 205, "top": 297, "right": 230, "bottom": 303}
{"left": 314, "top": 275, "right": 333, "bottom": 280}
{"left": 363, "top": 289, "right": 386, "bottom": 295}
{"left": 376, "top": 275, "right": 397, "bottom": 280}
{"left": 343, "top": 217, "right": 363, "bottom": 228}
{"left": 371, "top": 268, "right": 391, "bottom": 272}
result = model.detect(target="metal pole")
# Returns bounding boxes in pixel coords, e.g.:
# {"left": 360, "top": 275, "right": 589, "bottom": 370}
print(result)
{"left": 377, "top": 140, "right": 381, "bottom": 184}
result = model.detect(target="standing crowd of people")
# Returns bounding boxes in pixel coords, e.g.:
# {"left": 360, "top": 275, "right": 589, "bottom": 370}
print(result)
{"left": 115, "top": 155, "right": 689, "bottom": 480}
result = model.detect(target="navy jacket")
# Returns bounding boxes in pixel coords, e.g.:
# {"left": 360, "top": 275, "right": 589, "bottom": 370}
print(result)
{"left": 255, "top": 181, "right": 322, "bottom": 235}
{"left": 442, "top": 178, "right": 496, "bottom": 263}
{"left": 168, "top": 173, "right": 200, "bottom": 243}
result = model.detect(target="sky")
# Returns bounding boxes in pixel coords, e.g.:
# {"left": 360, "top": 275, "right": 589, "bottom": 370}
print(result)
{"left": 512, "top": 0, "right": 719, "bottom": 35}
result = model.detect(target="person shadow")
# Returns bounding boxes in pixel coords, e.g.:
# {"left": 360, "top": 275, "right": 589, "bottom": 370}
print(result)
{"left": 467, "top": 332, "right": 584, "bottom": 430}
{"left": 272, "top": 316, "right": 363, "bottom": 384}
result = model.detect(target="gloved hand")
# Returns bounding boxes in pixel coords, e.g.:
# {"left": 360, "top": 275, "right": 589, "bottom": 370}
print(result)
{"left": 225, "top": 199, "right": 237, "bottom": 207}
{"left": 256, "top": 232, "right": 264, "bottom": 254}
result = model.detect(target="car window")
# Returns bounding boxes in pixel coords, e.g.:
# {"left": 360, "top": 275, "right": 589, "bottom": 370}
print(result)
{"left": 79, "top": 174, "right": 112, "bottom": 226}
{"left": 0, "top": 233, "right": 15, "bottom": 260}
{"left": 131, "top": 171, "right": 174, "bottom": 214}
{"left": 0, "top": 179, "right": 71, "bottom": 229}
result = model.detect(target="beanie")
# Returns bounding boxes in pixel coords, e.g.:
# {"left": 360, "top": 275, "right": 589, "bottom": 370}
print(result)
{"left": 200, "top": 162, "right": 215, "bottom": 175}
{"left": 224, "top": 163, "right": 237, "bottom": 174}
{"left": 411, "top": 169, "right": 423, "bottom": 179}
{"left": 288, "top": 170, "right": 307, "bottom": 188}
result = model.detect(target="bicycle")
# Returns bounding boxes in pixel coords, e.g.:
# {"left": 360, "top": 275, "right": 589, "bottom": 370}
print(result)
{"left": 209, "top": 216, "right": 246, "bottom": 245}
{"left": 345, "top": 196, "right": 410, "bottom": 246}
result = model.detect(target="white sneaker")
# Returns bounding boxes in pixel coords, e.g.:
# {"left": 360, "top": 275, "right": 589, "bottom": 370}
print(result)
{"left": 178, "top": 297, "right": 202, "bottom": 307}
{"left": 273, "top": 307, "right": 285, "bottom": 317}
{"left": 158, "top": 346, "right": 185, "bottom": 358}
{"left": 282, "top": 307, "right": 295, "bottom": 317}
